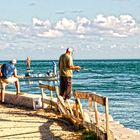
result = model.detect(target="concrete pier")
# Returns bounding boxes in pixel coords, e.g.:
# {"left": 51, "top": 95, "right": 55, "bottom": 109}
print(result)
{"left": 3, "top": 91, "right": 42, "bottom": 110}
{"left": 1, "top": 91, "right": 140, "bottom": 140}
{"left": 0, "top": 103, "right": 81, "bottom": 140}
{"left": 84, "top": 109, "right": 140, "bottom": 140}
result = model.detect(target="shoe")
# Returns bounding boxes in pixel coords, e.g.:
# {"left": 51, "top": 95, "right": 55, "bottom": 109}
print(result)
{"left": 1, "top": 101, "right": 5, "bottom": 104}
{"left": 16, "top": 93, "right": 23, "bottom": 96}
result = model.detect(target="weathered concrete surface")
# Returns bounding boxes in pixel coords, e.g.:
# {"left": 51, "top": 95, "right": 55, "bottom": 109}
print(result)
{"left": 4, "top": 91, "right": 42, "bottom": 109}
{"left": 84, "top": 109, "right": 140, "bottom": 140}
{"left": 0, "top": 103, "right": 82, "bottom": 140}
{"left": 2, "top": 92, "right": 140, "bottom": 140}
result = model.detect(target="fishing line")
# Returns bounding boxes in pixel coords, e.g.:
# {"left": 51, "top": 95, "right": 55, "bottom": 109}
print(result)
{"left": 72, "top": 49, "right": 100, "bottom": 74}
{"left": 80, "top": 67, "right": 103, "bottom": 75}
{"left": 80, "top": 67, "right": 95, "bottom": 72}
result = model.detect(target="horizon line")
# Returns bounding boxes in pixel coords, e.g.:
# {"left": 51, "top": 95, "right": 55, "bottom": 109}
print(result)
{"left": 0, "top": 58, "right": 140, "bottom": 61}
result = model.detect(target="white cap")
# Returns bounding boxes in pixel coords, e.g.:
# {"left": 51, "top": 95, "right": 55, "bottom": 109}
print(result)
{"left": 11, "top": 59, "right": 17, "bottom": 64}
{"left": 67, "top": 48, "right": 73, "bottom": 52}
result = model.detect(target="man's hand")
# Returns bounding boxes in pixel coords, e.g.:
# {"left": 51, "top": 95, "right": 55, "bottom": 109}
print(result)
{"left": 75, "top": 65, "right": 81, "bottom": 72}
{"left": 75, "top": 66, "right": 81, "bottom": 69}
{"left": 17, "top": 75, "right": 25, "bottom": 79}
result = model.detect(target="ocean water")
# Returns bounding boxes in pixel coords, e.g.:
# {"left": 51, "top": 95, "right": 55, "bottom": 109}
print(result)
{"left": 0, "top": 59, "right": 140, "bottom": 131}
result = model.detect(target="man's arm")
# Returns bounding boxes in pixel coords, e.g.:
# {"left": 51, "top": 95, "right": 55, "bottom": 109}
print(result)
{"left": 14, "top": 68, "right": 24, "bottom": 79}
{"left": 69, "top": 65, "right": 80, "bottom": 70}
{"left": 58, "top": 60, "right": 60, "bottom": 70}
{"left": 0, "top": 64, "right": 2, "bottom": 77}
{"left": 67, "top": 56, "right": 81, "bottom": 70}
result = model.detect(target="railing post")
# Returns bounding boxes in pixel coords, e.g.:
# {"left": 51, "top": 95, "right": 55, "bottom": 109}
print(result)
{"left": 72, "top": 91, "right": 111, "bottom": 139}
{"left": 77, "top": 98, "right": 84, "bottom": 119}
{"left": 41, "top": 88, "right": 45, "bottom": 109}
{"left": 88, "top": 97, "right": 92, "bottom": 109}
{"left": 105, "top": 97, "right": 110, "bottom": 140}
{"left": 66, "top": 100, "right": 74, "bottom": 116}
{"left": 94, "top": 101, "right": 98, "bottom": 126}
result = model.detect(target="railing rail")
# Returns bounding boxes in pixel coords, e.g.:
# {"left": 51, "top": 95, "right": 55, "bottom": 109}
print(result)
{"left": 74, "top": 91, "right": 110, "bottom": 140}
{"left": 38, "top": 83, "right": 111, "bottom": 140}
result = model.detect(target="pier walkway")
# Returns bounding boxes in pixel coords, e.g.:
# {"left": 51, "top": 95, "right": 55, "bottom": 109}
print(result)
{"left": 1, "top": 90, "right": 140, "bottom": 140}
{"left": 0, "top": 103, "right": 82, "bottom": 140}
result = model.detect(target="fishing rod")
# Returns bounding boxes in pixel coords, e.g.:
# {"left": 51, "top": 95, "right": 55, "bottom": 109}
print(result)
{"left": 75, "top": 67, "right": 103, "bottom": 75}
{"left": 72, "top": 50, "right": 98, "bottom": 73}
{"left": 76, "top": 67, "right": 95, "bottom": 73}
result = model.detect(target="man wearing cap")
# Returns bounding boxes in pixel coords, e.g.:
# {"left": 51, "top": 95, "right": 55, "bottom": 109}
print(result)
{"left": 59, "top": 48, "right": 81, "bottom": 100}
{"left": 0, "top": 59, "right": 23, "bottom": 102}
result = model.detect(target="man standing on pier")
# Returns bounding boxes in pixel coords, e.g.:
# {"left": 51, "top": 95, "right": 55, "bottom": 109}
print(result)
{"left": 26, "top": 56, "right": 31, "bottom": 70}
{"left": 59, "top": 48, "right": 81, "bottom": 101}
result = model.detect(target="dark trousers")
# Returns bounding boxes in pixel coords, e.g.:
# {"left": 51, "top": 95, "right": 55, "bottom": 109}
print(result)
{"left": 60, "top": 76, "right": 72, "bottom": 100}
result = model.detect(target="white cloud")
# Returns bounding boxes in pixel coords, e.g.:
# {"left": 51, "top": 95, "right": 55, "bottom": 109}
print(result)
{"left": 0, "top": 14, "right": 139, "bottom": 40}
{"left": 77, "top": 34, "right": 85, "bottom": 38}
{"left": 76, "top": 17, "right": 91, "bottom": 34}
{"left": 110, "top": 44, "right": 117, "bottom": 48}
{"left": 93, "top": 14, "right": 139, "bottom": 37}
{"left": 0, "top": 21, "right": 18, "bottom": 32}
{"left": 119, "top": 15, "right": 135, "bottom": 26}
{"left": 112, "top": 32, "right": 128, "bottom": 37}
{"left": 77, "top": 16, "right": 91, "bottom": 25}
{"left": 0, "top": 14, "right": 140, "bottom": 58}
{"left": 28, "top": 15, "right": 140, "bottom": 38}
{"left": 37, "top": 29, "right": 63, "bottom": 38}
{"left": 55, "top": 18, "right": 76, "bottom": 31}
{"left": 32, "top": 18, "right": 51, "bottom": 28}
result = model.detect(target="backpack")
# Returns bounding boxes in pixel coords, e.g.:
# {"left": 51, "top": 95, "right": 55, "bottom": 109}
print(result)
{"left": 1, "top": 63, "right": 15, "bottom": 79}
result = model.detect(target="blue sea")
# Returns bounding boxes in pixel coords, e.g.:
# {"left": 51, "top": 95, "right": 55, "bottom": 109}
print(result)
{"left": 1, "top": 59, "right": 140, "bottom": 131}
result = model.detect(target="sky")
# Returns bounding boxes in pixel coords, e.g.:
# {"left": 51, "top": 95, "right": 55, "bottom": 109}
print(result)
{"left": 0, "top": 0, "right": 140, "bottom": 60}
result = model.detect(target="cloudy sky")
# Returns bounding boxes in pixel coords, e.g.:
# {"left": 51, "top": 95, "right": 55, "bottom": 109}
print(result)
{"left": 0, "top": 0, "right": 140, "bottom": 60}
